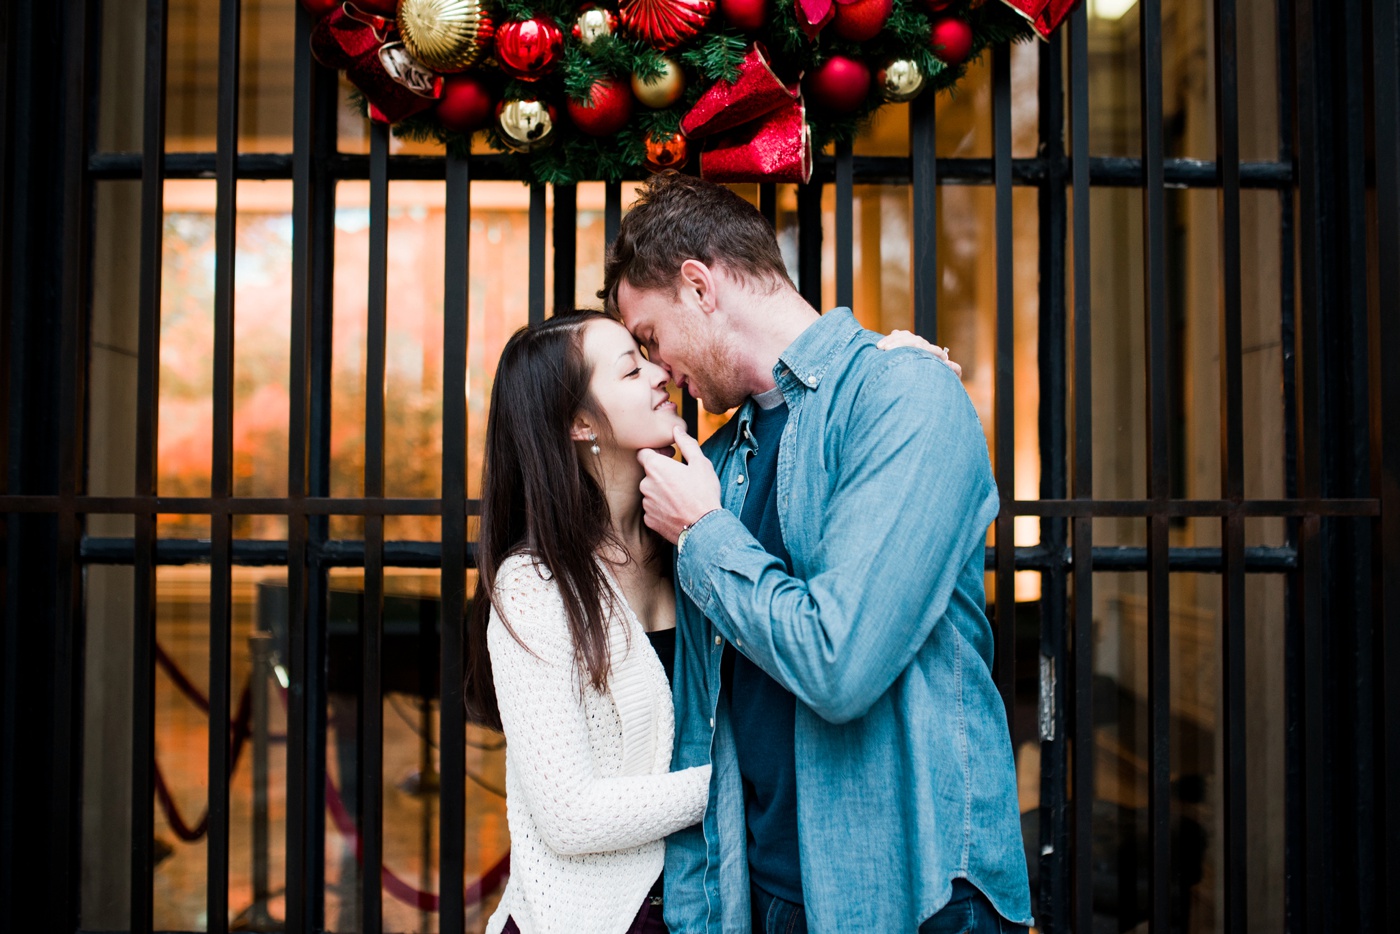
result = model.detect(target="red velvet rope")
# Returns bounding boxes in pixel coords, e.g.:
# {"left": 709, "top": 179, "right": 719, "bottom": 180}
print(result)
{"left": 148, "top": 641, "right": 511, "bottom": 913}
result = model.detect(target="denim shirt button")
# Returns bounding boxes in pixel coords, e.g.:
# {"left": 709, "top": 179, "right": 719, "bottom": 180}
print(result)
{"left": 735, "top": 475, "right": 745, "bottom": 484}
{"left": 709, "top": 717, "right": 715, "bottom": 729}
{"left": 806, "top": 375, "right": 817, "bottom": 386}
{"left": 714, "top": 635, "right": 722, "bottom": 645}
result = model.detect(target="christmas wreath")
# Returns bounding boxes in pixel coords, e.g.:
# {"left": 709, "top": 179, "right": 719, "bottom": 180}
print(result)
{"left": 303, "top": 0, "right": 1077, "bottom": 185}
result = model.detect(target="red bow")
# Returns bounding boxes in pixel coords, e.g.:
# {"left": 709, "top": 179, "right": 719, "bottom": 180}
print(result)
{"left": 310, "top": 3, "right": 442, "bottom": 124}
{"left": 998, "top": 0, "right": 1079, "bottom": 39}
{"left": 680, "top": 45, "right": 813, "bottom": 184}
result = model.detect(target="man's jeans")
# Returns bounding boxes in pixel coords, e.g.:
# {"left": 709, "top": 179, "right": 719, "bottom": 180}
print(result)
{"left": 751, "top": 886, "right": 808, "bottom": 934}
{"left": 752, "top": 880, "right": 1025, "bottom": 934}
{"left": 918, "top": 880, "right": 1029, "bottom": 934}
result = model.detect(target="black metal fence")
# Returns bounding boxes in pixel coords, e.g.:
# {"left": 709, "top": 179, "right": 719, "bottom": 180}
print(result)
{"left": 2, "top": 0, "right": 1399, "bottom": 932}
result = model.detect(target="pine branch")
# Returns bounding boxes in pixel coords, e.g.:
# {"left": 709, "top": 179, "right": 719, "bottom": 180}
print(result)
{"left": 681, "top": 31, "right": 748, "bottom": 84}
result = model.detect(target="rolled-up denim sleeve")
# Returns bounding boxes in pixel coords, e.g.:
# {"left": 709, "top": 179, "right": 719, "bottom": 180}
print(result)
{"left": 677, "top": 353, "right": 998, "bottom": 724}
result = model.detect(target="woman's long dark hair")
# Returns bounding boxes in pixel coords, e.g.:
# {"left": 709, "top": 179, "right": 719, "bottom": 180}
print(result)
{"left": 465, "top": 311, "right": 630, "bottom": 731}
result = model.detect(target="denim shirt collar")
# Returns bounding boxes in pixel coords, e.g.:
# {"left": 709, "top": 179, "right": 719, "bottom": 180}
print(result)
{"left": 777, "top": 306, "right": 860, "bottom": 394}
{"left": 727, "top": 307, "right": 860, "bottom": 456}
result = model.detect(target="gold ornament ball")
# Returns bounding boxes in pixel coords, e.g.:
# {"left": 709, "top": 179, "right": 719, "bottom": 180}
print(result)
{"left": 644, "top": 131, "right": 689, "bottom": 172}
{"left": 497, "top": 98, "right": 557, "bottom": 152}
{"left": 572, "top": 6, "right": 616, "bottom": 48}
{"left": 631, "top": 57, "right": 685, "bottom": 109}
{"left": 397, "top": 0, "right": 494, "bottom": 73}
{"left": 876, "top": 57, "right": 926, "bottom": 103}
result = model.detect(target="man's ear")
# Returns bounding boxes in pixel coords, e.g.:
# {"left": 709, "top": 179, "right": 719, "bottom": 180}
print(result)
{"left": 678, "top": 259, "right": 717, "bottom": 315}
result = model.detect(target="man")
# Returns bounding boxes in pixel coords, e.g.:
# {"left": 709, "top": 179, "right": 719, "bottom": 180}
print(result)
{"left": 601, "top": 173, "right": 1032, "bottom": 934}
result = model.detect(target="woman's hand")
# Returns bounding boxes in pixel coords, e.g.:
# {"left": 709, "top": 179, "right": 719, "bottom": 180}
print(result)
{"left": 877, "top": 330, "right": 963, "bottom": 379}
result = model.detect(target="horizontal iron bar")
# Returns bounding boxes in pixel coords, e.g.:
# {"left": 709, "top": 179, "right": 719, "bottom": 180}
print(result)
{"left": 81, "top": 537, "right": 478, "bottom": 568}
{"left": 0, "top": 496, "right": 479, "bottom": 515}
{"left": 86, "top": 151, "right": 1294, "bottom": 190}
{"left": 79, "top": 537, "right": 1293, "bottom": 573}
{"left": 1016, "top": 498, "right": 1379, "bottom": 517}
{"left": 2, "top": 495, "right": 1372, "bottom": 517}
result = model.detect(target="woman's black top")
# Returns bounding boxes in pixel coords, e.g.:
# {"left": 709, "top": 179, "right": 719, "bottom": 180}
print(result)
{"left": 644, "top": 626, "right": 677, "bottom": 686}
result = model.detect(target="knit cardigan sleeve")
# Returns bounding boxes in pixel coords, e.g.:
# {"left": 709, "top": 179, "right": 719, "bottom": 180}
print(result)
{"left": 488, "top": 558, "right": 711, "bottom": 857}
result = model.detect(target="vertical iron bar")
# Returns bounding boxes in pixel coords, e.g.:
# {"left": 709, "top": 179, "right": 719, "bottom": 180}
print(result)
{"left": 1276, "top": 0, "right": 1301, "bottom": 920}
{"left": 440, "top": 149, "right": 470, "bottom": 934}
{"left": 529, "top": 184, "right": 546, "bottom": 326}
{"left": 605, "top": 181, "right": 621, "bottom": 250}
{"left": 208, "top": 0, "right": 241, "bottom": 925}
{"left": 1035, "top": 30, "right": 1071, "bottom": 934}
{"left": 360, "top": 118, "right": 389, "bottom": 934}
{"left": 1067, "top": 7, "right": 1095, "bottom": 934}
{"left": 287, "top": 11, "right": 337, "bottom": 929}
{"left": 991, "top": 44, "right": 1016, "bottom": 723}
{"left": 553, "top": 184, "right": 577, "bottom": 315}
{"left": 250, "top": 632, "right": 272, "bottom": 927}
{"left": 683, "top": 393, "right": 698, "bottom": 438}
{"left": 797, "top": 182, "right": 822, "bottom": 309}
{"left": 911, "top": 89, "right": 937, "bottom": 341}
{"left": 1338, "top": 4, "right": 1375, "bottom": 922}
{"left": 1214, "top": 0, "right": 1248, "bottom": 928}
{"left": 132, "top": 0, "right": 168, "bottom": 927}
{"left": 835, "top": 142, "right": 853, "bottom": 309}
{"left": 1372, "top": 0, "right": 1400, "bottom": 921}
{"left": 1138, "top": 2, "right": 1171, "bottom": 932}
{"left": 55, "top": 0, "right": 94, "bottom": 923}
{"left": 1293, "top": 1, "right": 1334, "bottom": 928}
{"left": 759, "top": 182, "right": 777, "bottom": 228}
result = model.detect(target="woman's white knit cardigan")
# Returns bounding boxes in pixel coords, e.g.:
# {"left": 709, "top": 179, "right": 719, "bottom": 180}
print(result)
{"left": 484, "top": 553, "right": 711, "bottom": 934}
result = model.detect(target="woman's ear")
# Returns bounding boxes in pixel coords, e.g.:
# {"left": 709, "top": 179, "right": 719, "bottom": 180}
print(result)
{"left": 569, "top": 417, "right": 594, "bottom": 443}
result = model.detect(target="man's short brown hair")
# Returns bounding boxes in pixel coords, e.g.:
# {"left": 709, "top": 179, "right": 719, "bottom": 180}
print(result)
{"left": 599, "top": 173, "right": 793, "bottom": 314}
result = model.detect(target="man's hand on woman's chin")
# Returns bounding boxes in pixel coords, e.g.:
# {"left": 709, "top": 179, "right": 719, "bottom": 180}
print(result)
{"left": 637, "top": 428, "right": 722, "bottom": 544}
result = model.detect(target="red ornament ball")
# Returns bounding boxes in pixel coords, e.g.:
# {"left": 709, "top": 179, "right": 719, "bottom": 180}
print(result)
{"left": 495, "top": 17, "right": 564, "bottom": 81}
{"left": 436, "top": 75, "right": 495, "bottom": 133}
{"left": 831, "top": 0, "right": 892, "bottom": 42}
{"left": 350, "top": 0, "right": 398, "bottom": 14}
{"left": 917, "top": 0, "right": 955, "bottom": 12}
{"left": 566, "top": 77, "right": 635, "bottom": 136}
{"left": 719, "top": 0, "right": 770, "bottom": 31}
{"left": 299, "top": 0, "right": 340, "bottom": 16}
{"left": 805, "top": 55, "right": 872, "bottom": 114}
{"left": 929, "top": 17, "right": 974, "bottom": 65}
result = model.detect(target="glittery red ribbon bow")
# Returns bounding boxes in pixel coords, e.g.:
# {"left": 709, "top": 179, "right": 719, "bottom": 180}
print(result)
{"left": 680, "top": 45, "right": 813, "bottom": 184}
{"left": 998, "top": 0, "right": 1079, "bottom": 39}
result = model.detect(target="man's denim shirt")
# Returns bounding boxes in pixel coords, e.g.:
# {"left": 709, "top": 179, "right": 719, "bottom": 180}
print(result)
{"left": 662, "top": 309, "right": 1033, "bottom": 933}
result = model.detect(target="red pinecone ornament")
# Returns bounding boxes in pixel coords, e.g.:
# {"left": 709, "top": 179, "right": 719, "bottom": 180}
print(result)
{"left": 619, "top": 0, "right": 715, "bottom": 50}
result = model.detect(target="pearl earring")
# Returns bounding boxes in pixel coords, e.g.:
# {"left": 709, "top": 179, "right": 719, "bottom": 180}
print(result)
{"left": 589, "top": 431, "right": 601, "bottom": 456}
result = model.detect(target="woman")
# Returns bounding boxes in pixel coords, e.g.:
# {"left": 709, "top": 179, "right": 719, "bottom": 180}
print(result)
{"left": 465, "top": 311, "right": 953, "bottom": 934}
{"left": 466, "top": 311, "right": 705, "bottom": 934}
